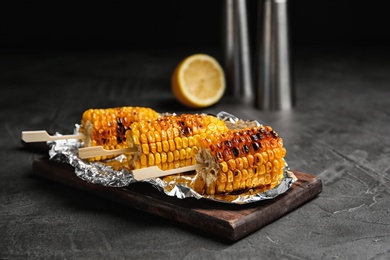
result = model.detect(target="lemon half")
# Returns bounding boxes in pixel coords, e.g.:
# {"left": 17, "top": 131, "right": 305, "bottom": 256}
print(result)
{"left": 171, "top": 54, "right": 226, "bottom": 108}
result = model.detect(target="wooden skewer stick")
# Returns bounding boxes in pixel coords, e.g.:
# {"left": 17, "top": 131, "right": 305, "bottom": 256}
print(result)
{"left": 131, "top": 163, "right": 208, "bottom": 181}
{"left": 78, "top": 146, "right": 208, "bottom": 180}
{"left": 78, "top": 146, "right": 137, "bottom": 159}
{"left": 22, "top": 130, "right": 83, "bottom": 143}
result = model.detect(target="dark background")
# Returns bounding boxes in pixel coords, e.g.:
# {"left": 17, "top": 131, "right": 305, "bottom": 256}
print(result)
{"left": 1, "top": 0, "right": 389, "bottom": 52}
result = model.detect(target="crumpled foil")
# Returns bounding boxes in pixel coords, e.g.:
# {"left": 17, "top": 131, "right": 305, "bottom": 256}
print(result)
{"left": 48, "top": 112, "right": 296, "bottom": 204}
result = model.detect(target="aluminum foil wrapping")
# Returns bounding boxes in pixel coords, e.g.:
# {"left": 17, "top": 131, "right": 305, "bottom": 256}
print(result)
{"left": 48, "top": 112, "right": 296, "bottom": 204}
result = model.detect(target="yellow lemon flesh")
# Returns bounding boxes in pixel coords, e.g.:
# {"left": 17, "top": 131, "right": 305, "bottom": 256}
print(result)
{"left": 172, "top": 54, "right": 226, "bottom": 108}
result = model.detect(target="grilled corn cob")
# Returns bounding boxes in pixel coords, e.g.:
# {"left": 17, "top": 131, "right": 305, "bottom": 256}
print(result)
{"left": 79, "top": 106, "right": 160, "bottom": 161}
{"left": 126, "top": 114, "right": 229, "bottom": 170}
{"left": 194, "top": 125, "right": 287, "bottom": 195}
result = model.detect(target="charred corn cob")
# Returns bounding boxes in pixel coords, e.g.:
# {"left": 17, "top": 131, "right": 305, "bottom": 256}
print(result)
{"left": 79, "top": 106, "right": 160, "bottom": 161}
{"left": 194, "top": 125, "right": 287, "bottom": 195}
{"left": 126, "top": 114, "right": 229, "bottom": 170}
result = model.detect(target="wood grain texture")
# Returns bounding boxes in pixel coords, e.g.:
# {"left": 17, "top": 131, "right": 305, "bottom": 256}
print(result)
{"left": 33, "top": 157, "right": 322, "bottom": 241}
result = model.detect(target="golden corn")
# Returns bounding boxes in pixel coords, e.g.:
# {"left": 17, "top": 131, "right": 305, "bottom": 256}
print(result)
{"left": 194, "top": 125, "right": 287, "bottom": 195}
{"left": 126, "top": 114, "right": 229, "bottom": 170}
{"left": 79, "top": 106, "right": 160, "bottom": 161}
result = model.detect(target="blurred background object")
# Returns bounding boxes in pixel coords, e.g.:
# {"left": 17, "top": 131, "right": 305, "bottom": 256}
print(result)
{"left": 223, "top": 0, "right": 253, "bottom": 103}
{"left": 256, "top": 0, "right": 294, "bottom": 110}
{"left": 1, "top": 0, "right": 389, "bottom": 51}
{"left": 1, "top": 0, "right": 389, "bottom": 50}
{"left": 1, "top": 0, "right": 388, "bottom": 109}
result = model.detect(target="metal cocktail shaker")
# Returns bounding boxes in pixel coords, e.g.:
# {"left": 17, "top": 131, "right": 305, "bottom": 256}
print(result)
{"left": 223, "top": 0, "right": 253, "bottom": 104}
{"left": 256, "top": 0, "right": 294, "bottom": 110}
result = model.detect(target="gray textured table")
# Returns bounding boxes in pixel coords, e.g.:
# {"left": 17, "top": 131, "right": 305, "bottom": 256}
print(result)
{"left": 1, "top": 47, "right": 389, "bottom": 259}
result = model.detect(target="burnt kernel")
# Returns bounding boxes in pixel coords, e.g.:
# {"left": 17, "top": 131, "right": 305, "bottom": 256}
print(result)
{"left": 225, "top": 140, "right": 233, "bottom": 148}
{"left": 210, "top": 144, "right": 217, "bottom": 152}
{"left": 186, "top": 127, "right": 192, "bottom": 135}
{"left": 233, "top": 147, "right": 240, "bottom": 157}
{"left": 216, "top": 151, "right": 224, "bottom": 161}
{"left": 252, "top": 142, "right": 260, "bottom": 151}
{"left": 271, "top": 130, "right": 279, "bottom": 137}
{"left": 256, "top": 133, "right": 264, "bottom": 140}
{"left": 251, "top": 134, "right": 259, "bottom": 141}
{"left": 117, "top": 118, "right": 123, "bottom": 126}
{"left": 117, "top": 136, "right": 123, "bottom": 143}
{"left": 181, "top": 126, "right": 192, "bottom": 136}
{"left": 222, "top": 148, "right": 233, "bottom": 160}
{"left": 117, "top": 125, "right": 126, "bottom": 135}
{"left": 243, "top": 144, "right": 250, "bottom": 153}
{"left": 160, "top": 120, "right": 167, "bottom": 127}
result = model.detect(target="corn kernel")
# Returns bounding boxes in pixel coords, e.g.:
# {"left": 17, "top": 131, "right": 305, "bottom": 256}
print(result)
{"left": 147, "top": 131, "right": 155, "bottom": 143}
{"left": 174, "top": 137, "right": 182, "bottom": 149}
{"left": 261, "top": 151, "right": 268, "bottom": 163}
{"left": 161, "top": 152, "right": 167, "bottom": 163}
{"left": 168, "top": 140, "right": 175, "bottom": 152}
{"left": 227, "top": 159, "right": 236, "bottom": 171}
{"left": 161, "top": 130, "right": 167, "bottom": 141}
{"left": 186, "top": 147, "right": 193, "bottom": 159}
{"left": 148, "top": 153, "right": 155, "bottom": 166}
{"left": 149, "top": 143, "right": 157, "bottom": 154}
{"left": 219, "top": 161, "right": 228, "bottom": 173}
{"left": 140, "top": 154, "right": 147, "bottom": 166}
{"left": 234, "top": 170, "right": 242, "bottom": 182}
{"left": 227, "top": 170, "right": 234, "bottom": 183}
{"left": 167, "top": 151, "right": 174, "bottom": 162}
{"left": 141, "top": 143, "right": 149, "bottom": 155}
{"left": 235, "top": 157, "right": 243, "bottom": 170}
{"left": 156, "top": 142, "right": 162, "bottom": 153}
{"left": 154, "top": 131, "right": 161, "bottom": 142}
{"left": 155, "top": 153, "right": 161, "bottom": 165}
{"left": 218, "top": 171, "right": 227, "bottom": 182}
{"left": 180, "top": 149, "right": 186, "bottom": 160}
{"left": 267, "top": 149, "right": 274, "bottom": 161}
{"left": 162, "top": 140, "right": 169, "bottom": 152}
{"left": 173, "top": 150, "right": 180, "bottom": 161}
{"left": 182, "top": 137, "right": 188, "bottom": 148}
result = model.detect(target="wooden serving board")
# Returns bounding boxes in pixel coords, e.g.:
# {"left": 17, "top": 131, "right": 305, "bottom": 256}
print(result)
{"left": 32, "top": 157, "right": 322, "bottom": 241}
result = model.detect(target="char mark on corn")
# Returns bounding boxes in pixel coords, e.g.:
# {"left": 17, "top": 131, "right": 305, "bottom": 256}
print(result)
{"left": 195, "top": 125, "right": 287, "bottom": 195}
{"left": 126, "top": 114, "right": 229, "bottom": 170}
{"left": 79, "top": 106, "right": 160, "bottom": 161}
